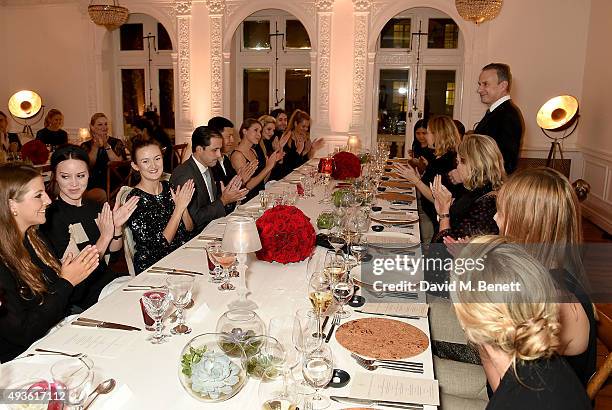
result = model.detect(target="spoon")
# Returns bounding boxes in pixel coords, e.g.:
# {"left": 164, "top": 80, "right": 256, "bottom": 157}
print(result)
{"left": 84, "top": 378, "right": 116, "bottom": 409}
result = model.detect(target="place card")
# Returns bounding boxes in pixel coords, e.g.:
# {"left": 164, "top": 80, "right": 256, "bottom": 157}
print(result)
{"left": 361, "top": 302, "right": 429, "bottom": 318}
{"left": 349, "top": 372, "right": 440, "bottom": 406}
{"left": 35, "top": 327, "right": 139, "bottom": 359}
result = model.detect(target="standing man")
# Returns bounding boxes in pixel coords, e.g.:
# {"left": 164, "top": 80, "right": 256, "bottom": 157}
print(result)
{"left": 170, "top": 126, "right": 248, "bottom": 234}
{"left": 473, "top": 63, "right": 524, "bottom": 174}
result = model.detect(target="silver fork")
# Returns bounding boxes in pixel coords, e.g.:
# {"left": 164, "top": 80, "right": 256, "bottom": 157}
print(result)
{"left": 353, "top": 355, "right": 424, "bottom": 373}
{"left": 33, "top": 348, "right": 83, "bottom": 357}
{"left": 324, "top": 314, "right": 340, "bottom": 343}
{"left": 351, "top": 353, "right": 423, "bottom": 368}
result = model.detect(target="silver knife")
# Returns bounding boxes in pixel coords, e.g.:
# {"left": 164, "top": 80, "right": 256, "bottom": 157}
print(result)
{"left": 330, "top": 396, "right": 423, "bottom": 409}
{"left": 149, "top": 267, "right": 204, "bottom": 275}
{"left": 73, "top": 318, "right": 141, "bottom": 331}
{"left": 355, "top": 310, "right": 420, "bottom": 320}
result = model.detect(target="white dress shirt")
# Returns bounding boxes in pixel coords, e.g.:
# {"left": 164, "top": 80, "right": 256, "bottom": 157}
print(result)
{"left": 192, "top": 155, "right": 215, "bottom": 200}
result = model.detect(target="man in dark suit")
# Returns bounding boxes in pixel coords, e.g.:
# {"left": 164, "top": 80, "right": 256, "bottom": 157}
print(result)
{"left": 473, "top": 63, "right": 524, "bottom": 174}
{"left": 170, "top": 126, "right": 248, "bottom": 234}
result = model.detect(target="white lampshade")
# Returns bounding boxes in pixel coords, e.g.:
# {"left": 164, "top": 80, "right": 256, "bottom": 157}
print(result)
{"left": 222, "top": 216, "right": 262, "bottom": 254}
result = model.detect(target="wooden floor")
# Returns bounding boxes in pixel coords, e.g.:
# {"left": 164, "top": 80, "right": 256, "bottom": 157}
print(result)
{"left": 584, "top": 218, "right": 612, "bottom": 409}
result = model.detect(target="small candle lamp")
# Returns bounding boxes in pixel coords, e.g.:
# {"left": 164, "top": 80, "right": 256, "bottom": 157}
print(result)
{"left": 318, "top": 156, "right": 335, "bottom": 176}
{"left": 221, "top": 216, "right": 262, "bottom": 310}
{"left": 78, "top": 128, "right": 91, "bottom": 143}
{"left": 347, "top": 135, "right": 359, "bottom": 153}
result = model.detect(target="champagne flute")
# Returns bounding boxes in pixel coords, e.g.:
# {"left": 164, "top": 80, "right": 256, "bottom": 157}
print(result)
{"left": 142, "top": 288, "right": 172, "bottom": 343}
{"left": 331, "top": 274, "right": 355, "bottom": 319}
{"left": 302, "top": 344, "right": 334, "bottom": 409}
{"left": 323, "top": 251, "right": 346, "bottom": 283}
{"left": 166, "top": 276, "right": 195, "bottom": 335}
{"left": 308, "top": 271, "right": 332, "bottom": 339}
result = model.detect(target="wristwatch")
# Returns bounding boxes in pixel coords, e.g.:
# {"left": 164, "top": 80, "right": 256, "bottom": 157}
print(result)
{"left": 437, "top": 213, "right": 450, "bottom": 221}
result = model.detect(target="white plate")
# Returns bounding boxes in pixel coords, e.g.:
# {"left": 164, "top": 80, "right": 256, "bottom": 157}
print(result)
{"left": 366, "top": 232, "right": 420, "bottom": 249}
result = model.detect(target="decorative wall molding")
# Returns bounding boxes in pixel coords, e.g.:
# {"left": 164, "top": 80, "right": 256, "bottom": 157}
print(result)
{"left": 353, "top": 0, "right": 372, "bottom": 12}
{"left": 205, "top": 0, "right": 225, "bottom": 14}
{"left": 209, "top": 15, "right": 224, "bottom": 116}
{"left": 314, "top": 0, "right": 334, "bottom": 12}
{"left": 176, "top": 15, "right": 192, "bottom": 125}
{"left": 174, "top": 0, "right": 192, "bottom": 15}
{"left": 350, "top": 9, "right": 369, "bottom": 130}
{"left": 316, "top": 10, "right": 332, "bottom": 128}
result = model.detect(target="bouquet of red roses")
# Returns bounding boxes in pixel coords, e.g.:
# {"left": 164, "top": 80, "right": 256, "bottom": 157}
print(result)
{"left": 21, "top": 140, "right": 49, "bottom": 165}
{"left": 256, "top": 205, "right": 316, "bottom": 264}
{"left": 331, "top": 151, "right": 361, "bottom": 180}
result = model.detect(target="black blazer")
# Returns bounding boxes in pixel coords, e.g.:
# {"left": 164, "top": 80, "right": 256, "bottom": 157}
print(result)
{"left": 474, "top": 99, "right": 524, "bottom": 174}
{"left": 170, "top": 156, "right": 226, "bottom": 235}
{"left": 211, "top": 155, "right": 237, "bottom": 187}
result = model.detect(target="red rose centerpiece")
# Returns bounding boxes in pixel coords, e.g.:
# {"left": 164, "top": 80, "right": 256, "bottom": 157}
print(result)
{"left": 21, "top": 140, "right": 50, "bottom": 165}
{"left": 331, "top": 151, "right": 361, "bottom": 180}
{"left": 255, "top": 205, "right": 316, "bottom": 264}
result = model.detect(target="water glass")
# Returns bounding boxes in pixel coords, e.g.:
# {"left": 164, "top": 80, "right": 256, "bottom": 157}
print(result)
{"left": 293, "top": 308, "right": 322, "bottom": 355}
{"left": 331, "top": 274, "right": 355, "bottom": 319}
{"left": 302, "top": 344, "right": 333, "bottom": 409}
{"left": 142, "top": 289, "right": 172, "bottom": 343}
{"left": 166, "top": 276, "right": 195, "bottom": 334}
{"left": 50, "top": 356, "right": 94, "bottom": 409}
{"left": 258, "top": 366, "right": 299, "bottom": 410}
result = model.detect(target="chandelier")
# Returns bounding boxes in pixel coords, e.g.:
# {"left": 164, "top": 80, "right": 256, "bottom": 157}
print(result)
{"left": 88, "top": 0, "right": 129, "bottom": 31}
{"left": 455, "top": 0, "right": 503, "bottom": 24}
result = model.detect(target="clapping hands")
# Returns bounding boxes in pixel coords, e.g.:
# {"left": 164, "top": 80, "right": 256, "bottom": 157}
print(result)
{"left": 238, "top": 161, "right": 258, "bottom": 183}
{"left": 171, "top": 179, "right": 196, "bottom": 212}
{"left": 61, "top": 245, "right": 100, "bottom": 286}
{"left": 220, "top": 175, "right": 249, "bottom": 205}
{"left": 430, "top": 175, "right": 453, "bottom": 215}
{"left": 393, "top": 163, "right": 420, "bottom": 184}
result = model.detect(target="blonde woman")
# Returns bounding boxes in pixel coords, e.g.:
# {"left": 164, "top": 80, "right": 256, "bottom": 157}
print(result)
{"left": 394, "top": 115, "right": 461, "bottom": 229}
{"left": 492, "top": 167, "right": 595, "bottom": 386}
{"left": 36, "top": 109, "right": 68, "bottom": 148}
{"left": 452, "top": 236, "right": 591, "bottom": 409}
{"left": 281, "top": 110, "right": 324, "bottom": 172}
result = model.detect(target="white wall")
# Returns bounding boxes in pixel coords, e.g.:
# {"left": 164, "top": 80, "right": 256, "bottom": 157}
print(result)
{"left": 579, "top": 0, "right": 612, "bottom": 233}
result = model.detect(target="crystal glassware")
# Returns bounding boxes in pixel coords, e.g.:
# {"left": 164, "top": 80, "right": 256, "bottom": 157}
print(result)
{"left": 293, "top": 308, "right": 322, "bottom": 356}
{"left": 258, "top": 366, "right": 299, "bottom": 410}
{"left": 211, "top": 248, "right": 237, "bottom": 291}
{"left": 268, "top": 315, "right": 300, "bottom": 370}
{"left": 331, "top": 273, "right": 355, "bottom": 319}
{"left": 302, "top": 344, "right": 334, "bottom": 409}
{"left": 166, "top": 276, "right": 196, "bottom": 334}
{"left": 216, "top": 309, "right": 266, "bottom": 346}
{"left": 206, "top": 243, "right": 224, "bottom": 283}
{"left": 307, "top": 272, "right": 332, "bottom": 339}
{"left": 50, "top": 356, "right": 94, "bottom": 410}
{"left": 244, "top": 335, "right": 286, "bottom": 379}
{"left": 142, "top": 289, "right": 172, "bottom": 343}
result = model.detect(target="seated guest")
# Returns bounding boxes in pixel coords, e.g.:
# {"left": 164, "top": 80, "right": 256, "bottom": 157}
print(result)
{"left": 41, "top": 145, "right": 137, "bottom": 309}
{"left": 36, "top": 109, "right": 68, "bottom": 149}
{"left": 0, "top": 111, "right": 21, "bottom": 154}
{"left": 453, "top": 119, "right": 466, "bottom": 139}
{"left": 494, "top": 167, "right": 595, "bottom": 386}
{"left": 132, "top": 117, "right": 172, "bottom": 173}
{"left": 281, "top": 110, "right": 324, "bottom": 172}
{"left": 208, "top": 116, "right": 257, "bottom": 188}
{"left": 453, "top": 236, "right": 591, "bottom": 409}
{"left": 410, "top": 118, "right": 434, "bottom": 165}
{"left": 431, "top": 134, "right": 504, "bottom": 242}
{"left": 395, "top": 115, "right": 460, "bottom": 230}
{"left": 270, "top": 108, "right": 288, "bottom": 139}
{"left": 0, "top": 163, "right": 99, "bottom": 362}
{"left": 81, "top": 113, "right": 127, "bottom": 203}
{"left": 170, "top": 126, "right": 247, "bottom": 234}
{"left": 127, "top": 136, "right": 194, "bottom": 273}
{"left": 258, "top": 115, "right": 286, "bottom": 181}
{"left": 231, "top": 119, "right": 282, "bottom": 201}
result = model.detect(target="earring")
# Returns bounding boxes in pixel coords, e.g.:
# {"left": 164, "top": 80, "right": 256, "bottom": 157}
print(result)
{"left": 12, "top": 211, "right": 18, "bottom": 216}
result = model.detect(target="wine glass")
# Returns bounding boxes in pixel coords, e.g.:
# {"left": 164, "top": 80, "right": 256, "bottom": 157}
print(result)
{"left": 206, "top": 243, "right": 224, "bottom": 283}
{"left": 211, "top": 248, "right": 237, "bottom": 291}
{"left": 142, "top": 289, "right": 172, "bottom": 343}
{"left": 166, "top": 276, "right": 195, "bottom": 335}
{"left": 293, "top": 308, "right": 322, "bottom": 355}
{"left": 327, "top": 231, "right": 346, "bottom": 257}
{"left": 350, "top": 236, "right": 369, "bottom": 266}
{"left": 323, "top": 251, "right": 346, "bottom": 283}
{"left": 269, "top": 315, "right": 300, "bottom": 370}
{"left": 308, "top": 271, "right": 332, "bottom": 339}
{"left": 50, "top": 356, "right": 94, "bottom": 410}
{"left": 302, "top": 344, "right": 334, "bottom": 410}
{"left": 331, "top": 273, "right": 355, "bottom": 319}
{"left": 258, "top": 366, "right": 299, "bottom": 410}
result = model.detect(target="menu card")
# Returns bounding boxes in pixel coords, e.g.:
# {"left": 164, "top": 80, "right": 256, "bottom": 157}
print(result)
{"left": 350, "top": 372, "right": 440, "bottom": 406}
{"left": 378, "top": 211, "right": 418, "bottom": 222}
{"left": 361, "top": 302, "right": 429, "bottom": 318}
{"left": 35, "top": 328, "right": 138, "bottom": 359}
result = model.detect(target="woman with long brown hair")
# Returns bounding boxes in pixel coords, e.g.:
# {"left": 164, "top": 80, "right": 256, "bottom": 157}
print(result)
{"left": 0, "top": 163, "right": 99, "bottom": 362}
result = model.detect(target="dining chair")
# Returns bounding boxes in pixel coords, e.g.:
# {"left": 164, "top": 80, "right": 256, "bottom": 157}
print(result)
{"left": 587, "top": 304, "right": 612, "bottom": 400}
{"left": 171, "top": 143, "right": 189, "bottom": 170}
{"left": 106, "top": 159, "right": 135, "bottom": 205}
{"left": 117, "top": 185, "right": 136, "bottom": 277}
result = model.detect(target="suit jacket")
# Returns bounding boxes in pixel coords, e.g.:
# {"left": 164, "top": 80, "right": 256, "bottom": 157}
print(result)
{"left": 170, "top": 156, "right": 226, "bottom": 235}
{"left": 474, "top": 99, "right": 524, "bottom": 174}
{"left": 211, "top": 155, "right": 237, "bottom": 187}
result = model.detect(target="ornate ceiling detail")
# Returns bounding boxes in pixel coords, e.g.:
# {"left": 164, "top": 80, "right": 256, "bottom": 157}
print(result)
{"left": 352, "top": 0, "right": 372, "bottom": 12}
{"left": 205, "top": 0, "right": 225, "bottom": 14}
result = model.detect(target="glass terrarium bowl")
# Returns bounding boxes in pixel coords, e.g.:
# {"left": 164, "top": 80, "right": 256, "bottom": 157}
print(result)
{"left": 215, "top": 309, "right": 266, "bottom": 346}
{"left": 244, "top": 335, "right": 286, "bottom": 379}
{"left": 178, "top": 333, "right": 248, "bottom": 402}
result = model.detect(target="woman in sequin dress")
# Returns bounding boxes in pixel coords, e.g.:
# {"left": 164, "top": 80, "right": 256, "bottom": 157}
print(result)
{"left": 126, "top": 136, "right": 195, "bottom": 274}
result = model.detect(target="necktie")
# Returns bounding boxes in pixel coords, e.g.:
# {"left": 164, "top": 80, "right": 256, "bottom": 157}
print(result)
{"left": 203, "top": 168, "right": 215, "bottom": 201}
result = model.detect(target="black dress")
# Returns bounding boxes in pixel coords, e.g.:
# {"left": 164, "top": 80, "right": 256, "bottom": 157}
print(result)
{"left": 81, "top": 137, "right": 126, "bottom": 191}
{"left": 412, "top": 142, "right": 435, "bottom": 164}
{"left": 486, "top": 357, "right": 591, "bottom": 409}
{"left": 0, "top": 236, "right": 73, "bottom": 362}
{"left": 419, "top": 150, "right": 458, "bottom": 229}
{"left": 41, "top": 198, "right": 121, "bottom": 309}
{"left": 36, "top": 128, "right": 68, "bottom": 148}
{"left": 126, "top": 181, "right": 191, "bottom": 274}
{"left": 232, "top": 147, "right": 266, "bottom": 201}
{"left": 283, "top": 139, "right": 309, "bottom": 173}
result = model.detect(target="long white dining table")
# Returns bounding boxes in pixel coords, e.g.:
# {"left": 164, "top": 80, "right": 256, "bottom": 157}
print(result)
{"left": 4, "top": 159, "right": 438, "bottom": 410}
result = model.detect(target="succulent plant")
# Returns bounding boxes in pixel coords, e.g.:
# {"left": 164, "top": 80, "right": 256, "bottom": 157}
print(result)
{"left": 190, "top": 351, "right": 241, "bottom": 400}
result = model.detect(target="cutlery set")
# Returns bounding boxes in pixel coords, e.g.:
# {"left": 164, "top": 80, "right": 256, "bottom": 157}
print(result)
{"left": 71, "top": 317, "right": 141, "bottom": 331}
{"left": 352, "top": 353, "right": 424, "bottom": 374}
{"left": 330, "top": 396, "right": 424, "bottom": 409}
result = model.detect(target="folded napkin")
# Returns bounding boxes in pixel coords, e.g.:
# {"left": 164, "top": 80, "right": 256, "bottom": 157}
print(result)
{"left": 366, "top": 233, "right": 416, "bottom": 246}
{"left": 377, "top": 211, "right": 417, "bottom": 222}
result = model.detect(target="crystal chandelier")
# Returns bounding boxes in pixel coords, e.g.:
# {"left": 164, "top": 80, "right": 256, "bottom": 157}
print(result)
{"left": 455, "top": 0, "right": 503, "bottom": 24}
{"left": 88, "top": 0, "right": 129, "bottom": 31}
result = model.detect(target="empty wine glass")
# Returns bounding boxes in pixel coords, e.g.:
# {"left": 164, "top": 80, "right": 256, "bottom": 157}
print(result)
{"left": 269, "top": 315, "right": 300, "bottom": 370}
{"left": 293, "top": 308, "right": 322, "bottom": 356}
{"left": 327, "top": 231, "right": 346, "bottom": 257}
{"left": 50, "top": 356, "right": 94, "bottom": 410}
{"left": 302, "top": 344, "right": 334, "bottom": 409}
{"left": 350, "top": 236, "right": 369, "bottom": 265}
{"left": 166, "top": 276, "right": 195, "bottom": 335}
{"left": 331, "top": 273, "right": 355, "bottom": 319}
{"left": 142, "top": 288, "right": 172, "bottom": 343}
